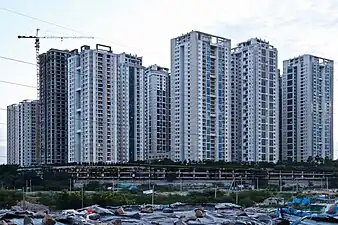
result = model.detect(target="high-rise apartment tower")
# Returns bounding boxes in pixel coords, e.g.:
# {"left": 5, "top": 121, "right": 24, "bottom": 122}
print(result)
{"left": 170, "top": 31, "right": 231, "bottom": 162}
{"left": 7, "top": 100, "right": 39, "bottom": 167}
{"left": 145, "top": 65, "right": 171, "bottom": 160}
{"left": 39, "top": 49, "right": 70, "bottom": 164}
{"left": 117, "top": 53, "right": 146, "bottom": 162}
{"left": 68, "top": 45, "right": 118, "bottom": 163}
{"left": 281, "top": 55, "right": 333, "bottom": 162}
{"left": 231, "top": 38, "right": 279, "bottom": 163}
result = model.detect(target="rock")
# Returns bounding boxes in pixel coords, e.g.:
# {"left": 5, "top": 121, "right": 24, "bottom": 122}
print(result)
{"left": 115, "top": 207, "right": 124, "bottom": 216}
{"left": 32, "top": 211, "right": 46, "bottom": 218}
{"left": 140, "top": 205, "right": 153, "bottom": 213}
{"left": 23, "top": 216, "right": 34, "bottom": 225}
{"left": 6, "top": 221, "right": 16, "bottom": 225}
{"left": 11, "top": 206, "right": 23, "bottom": 212}
{"left": 112, "top": 219, "right": 122, "bottom": 225}
{"left": 174, "top": 219, "right": 187, "bottom": 225}
{"left": 183, "top": 216, "right": 197, "bottom": 223}
{"left": 163, "top": 208, "right": 174, "bottom": 213}
{"left": 194, "top": 208, "right": 204, "bottom": 218}
{"left": 273, "top": 218, "right": 290, "bottom": 225}
{"left": 42, "top": 214, "right": 56, "bottom": 225}
{"left": 236, "top": 210, "right": 248, "bottom": 217}
{"left": 15, "top": 201, "right": 48, "bottom": 213}
{"left": 129, "top": 213, "right": 141, "bottom": 220}
{"left": 87, "top": 213, "right": 100, "bottom": 220}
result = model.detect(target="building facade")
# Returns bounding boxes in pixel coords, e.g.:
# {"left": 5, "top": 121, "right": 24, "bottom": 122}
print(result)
{"left": 281, "top": 55, "right": 333, "bottom": 162}
{"left": 145, "top": 65, "right": 171, "bottom": 160}
{"left": 68, "top": 45, "right": 118, "bottom": 164}
{"left": 116, "top": 53, "right": 146, "bottom": 162}
{"left": 7, "top": 104, "right": 19, "bottom": 165}
{"left": 7, "top": 100, "right": 39, "bottom": 167}
{"left": 231, "top": 38, "right": 279, "bottom": 163}
{"left": 40, "top": 49, "right": 70, "bottom": 164}
{"left": 170, "top": 31, "right": 231, "bottom": 162}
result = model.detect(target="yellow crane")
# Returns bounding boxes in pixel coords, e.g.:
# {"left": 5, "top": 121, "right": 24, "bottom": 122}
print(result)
{"left": 18, "top": 28, "right": 94, "bottom": 165}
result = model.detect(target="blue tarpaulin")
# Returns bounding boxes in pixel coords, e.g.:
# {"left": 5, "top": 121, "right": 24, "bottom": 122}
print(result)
{"left": 291, "top": 197, "right": 310, "bottom": 205}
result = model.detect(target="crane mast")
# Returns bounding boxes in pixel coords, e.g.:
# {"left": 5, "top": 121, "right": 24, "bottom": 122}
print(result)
{"left": 18, "top": 28, "right": 94, "bottom": 98}
{"left": 35, "top": 29, "right": 40, "bottom": 98}
{"left": 18, "top": 28, "right": 94, "bottom": 165}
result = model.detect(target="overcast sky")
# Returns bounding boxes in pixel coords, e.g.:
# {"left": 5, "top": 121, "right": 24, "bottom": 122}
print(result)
{"left": 0, "top": 0, "right": 337, "bottom": 163}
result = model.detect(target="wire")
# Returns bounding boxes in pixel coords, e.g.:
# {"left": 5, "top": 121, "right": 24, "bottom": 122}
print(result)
{"left": 0, "top": 9, "right": 290, "bottom": 160}
{"left": 0, "top": 80, "right": 36, "bottom": 88}
{"left": 0, "top": 56, "right": 36, "bottom": 66}
{"left": 0, "top": 7, "right": 135, "bottom": 51}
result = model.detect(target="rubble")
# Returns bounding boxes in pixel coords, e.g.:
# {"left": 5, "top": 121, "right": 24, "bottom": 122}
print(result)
{"left": 0, "top": 203, "right": 310, "bottom": 225}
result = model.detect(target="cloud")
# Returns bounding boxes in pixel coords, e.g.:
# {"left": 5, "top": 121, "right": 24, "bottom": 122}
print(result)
{"left": 207, "top": 0, "right": 338, "bottom": 158}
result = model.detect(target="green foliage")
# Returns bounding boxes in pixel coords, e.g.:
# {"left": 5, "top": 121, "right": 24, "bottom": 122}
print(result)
{"left": 238, "top": 197, "right": 253, "bottom": 207}
{"left": 0, "top": 190, "right": 22, "bottom": 208}
{"left": 36, "top": 190, "right": 272, "bottom": 210}
{"left": 0, "top": 165, "right": 71, "bottom": 191}
{"left": 84, "top": 181, "right": 103, "bottom": 191}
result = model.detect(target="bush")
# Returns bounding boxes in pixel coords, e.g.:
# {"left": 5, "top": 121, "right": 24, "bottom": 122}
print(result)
{"left": 35, "top": 190, "right": 272, "bottom": 210}
{"left": 0, "top": 190, "right": 22, "bottom": 208}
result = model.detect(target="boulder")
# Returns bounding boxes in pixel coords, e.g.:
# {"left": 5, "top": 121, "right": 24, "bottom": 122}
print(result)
{"left": 15, "top": 201, "right": 48, "bottom": 213}
{"left": 112, "top": 219, "right": 122, "bottom": 225}
{"left": 115, "top": 207, "right": 124, "bottom": 216}
{"left": 42, "top": 214, "right": 56, "bottom": 225}
{"left": 162, "top": 208, "right": 174, "bottom": 213}
{"left": 87, "top": 213, "right": 100, "bottom": 220}
{"left": 194, "top": 208, "right": 204, "bottom": 218}
{"left": 140, "top": 206, "right": 153, "bottom": 213}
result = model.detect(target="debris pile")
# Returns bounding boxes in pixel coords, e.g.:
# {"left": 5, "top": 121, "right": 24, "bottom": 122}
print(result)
{"left": 0, "top": 202, "right": 297, "bottom": 225}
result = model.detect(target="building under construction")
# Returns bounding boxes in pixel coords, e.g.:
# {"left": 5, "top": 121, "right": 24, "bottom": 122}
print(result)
{"left": 39, "top": 49, "right": 70, "bottom": 164}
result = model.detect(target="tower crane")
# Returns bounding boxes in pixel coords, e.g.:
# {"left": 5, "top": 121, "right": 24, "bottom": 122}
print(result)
{"left": 18, "top": 28, "right": 94, "bottom": 98}
{"left": 17, "top": 28, "right": 94, "bottom": 165}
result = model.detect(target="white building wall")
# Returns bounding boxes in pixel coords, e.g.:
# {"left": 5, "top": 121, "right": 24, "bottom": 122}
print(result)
{"left": 68, "top": 45, "right": 118, "bottom": 164}
{"left": 117, "top": 53, "right": 146, "bottom": 162}
{"left": 145, "top": 65, "right": 171, "bottom": 160}
{"left": 231, "top": 38, "right": 279, "bottom": 163}
{"left": 281, "top": 55, "right": 333, "bottom": 162}
{"left": 170, "top": 31, "right": 231, "bottom": 162}
{"left": 7, "top": 104, "right": 19, "bottom": 165}
{"left": 7, "top": 100, "right": 39, "bottom": 167}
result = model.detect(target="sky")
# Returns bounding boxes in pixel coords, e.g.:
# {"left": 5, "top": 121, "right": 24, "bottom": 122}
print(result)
{"left": 0, "top": 0, "right": 337, "bottom": 164}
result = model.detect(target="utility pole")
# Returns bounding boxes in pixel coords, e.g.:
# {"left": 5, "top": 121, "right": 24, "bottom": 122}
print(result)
{"left": 326, "top": 177, "right": 329, "bottom": 191}
{"left": 22, "top": 187, "right": 26, "bottom": 210}
{"left": 321, "top": 178, "right": 323, "bottom": 189}
{"left": 29, "top": 179, "right": 32, "bottom": 192}
{"left": 151, "top": 185, "right": 155, "bottom": 207}
{"left": 236, "top": 190, "right": 239, "bottom": 205}
{"left": 148, "top": 167, "right": 151, "bottom": 190}
{"left": 81, "top": 185, "right": 84, "bottom": 208}
{"left": 180, "top": 178, "right": 183, "bottom": 193}
{"left": 69, "top": 178, "right": 72, "bottom": 192}
{"left": 214, "top": 184, "right": 217, "bottom": 199}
